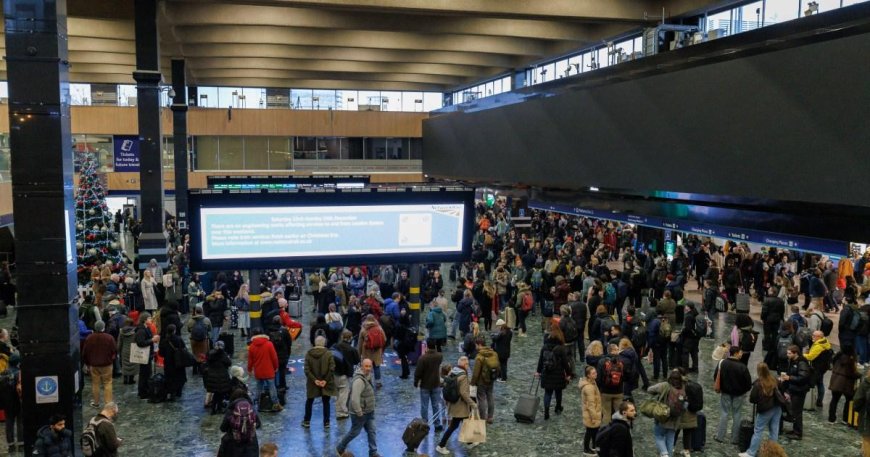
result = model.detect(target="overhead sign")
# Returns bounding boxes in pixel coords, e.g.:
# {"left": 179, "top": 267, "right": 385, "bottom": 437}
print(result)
{"left": 528, "top": 200, "right": 848, "bottom": 257}
{"left": 113, "top": 135, "right": 140, "bottom": 172}
{"left": 35, "top": 376, "right": 59, "bottom": 404}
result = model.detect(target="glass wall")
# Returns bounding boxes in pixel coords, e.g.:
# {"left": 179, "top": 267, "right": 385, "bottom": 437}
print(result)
{"left": 451, "top": 75, "right": 511, "bottom": 105}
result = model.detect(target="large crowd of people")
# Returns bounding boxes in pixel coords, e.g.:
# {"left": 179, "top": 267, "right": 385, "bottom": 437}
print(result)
{"left": 1, "top": 202, "right": 870, "bottom": 456}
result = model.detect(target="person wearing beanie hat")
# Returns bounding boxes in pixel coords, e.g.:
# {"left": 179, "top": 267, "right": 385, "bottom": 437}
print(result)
{"left": 82, "top": 319, "right": 117, "bottom": 408}
{"left": 491, "top": 318, "right": 513, "bottom": 382}
{"left": 204, "top": 339, "right": 232, "bottom": 414}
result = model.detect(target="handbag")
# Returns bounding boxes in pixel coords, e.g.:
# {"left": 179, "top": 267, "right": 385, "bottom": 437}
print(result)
{"left": 458, "top": 409, "right": 487, "bottom": 444}
{"left": 713, "top": 360, "right": 723, "bottom": 393}
{"left": 171, "top": 342, "right": 197, "bottom": 368}
{"left": 130, "top": 344, "right": 150, "bottom": 365}
{"left": 639, "top": 386, "right": 672, "bottom": 423}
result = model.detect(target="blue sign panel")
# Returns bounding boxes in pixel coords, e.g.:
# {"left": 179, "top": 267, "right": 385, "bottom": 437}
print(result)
{"left": 113, "top": 135, "right": 140, "bottom": 172}
{"left": 527, "top": 200, "right": 847, "bottom": 256}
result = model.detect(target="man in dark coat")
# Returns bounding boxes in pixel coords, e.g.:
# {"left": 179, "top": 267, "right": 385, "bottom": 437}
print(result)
{"left": 680, "top": 302, "right": 701, "bottom": 372}
{"left": 267, "top": 316, "right": 293, "bottom": 405}
{"left": 781, "top": 344, "right": 812, "bottom": 440}
{"left": 760, "top": 287, "right": 785, "bottom": 352}
{"left": 204, "top": 341, "right": 232, "bottom": 415}
{"left": 597, "top": 401, "right": 636, "bottom": 457}
{"left": 32, "top": 414, "right": 74, "bottom": 457}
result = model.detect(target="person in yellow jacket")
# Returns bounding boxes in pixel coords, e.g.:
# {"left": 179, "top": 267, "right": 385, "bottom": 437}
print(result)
{"left": 805, "top": 331, "right": 834, "bottom": 408}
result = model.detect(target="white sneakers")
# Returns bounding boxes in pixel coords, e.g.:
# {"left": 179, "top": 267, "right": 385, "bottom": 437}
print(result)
{"left": 738, "top": 452, "right": 752, "bottom": 457}
{"left": 435, "top": 446, "right": 450, "bottom": 455}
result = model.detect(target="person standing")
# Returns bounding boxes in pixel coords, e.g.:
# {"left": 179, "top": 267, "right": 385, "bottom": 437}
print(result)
{"left": 134, "top": 313, "right": 159, "bottom": 400}
{"left": 235, "top": 284, "right": 251, "bottom": 338}
{"left": 804, "top": 330, "right": 833, "bottom": 408}
{"left": 358, "top": 315, "right": 386, "bottom": 389}
{"left": 852, "top": 368, "right": 870, "bottom": 456}
{"left": 596, "top": 401, "right": 637, "bottom": 457}
{"left": 91, "top": 402, "right": 122, "bottom": 457}
{"left": 579, "top": 366, "right": 602, "bottom": 457}
{"left": 647, "top": 370, "right": 688, "bottom": 457}
{"left": 415, "top": 338, "right": 444, "bottom": 431}
{"left": 740, "top": 363, "right": 785, "bottom": 457}
{"left": 780, "top": 345, "right": 811, "bottom": 440}
{"left": 32, "top": 414, "right": 73, "bottom": 457}
{"left": 680, "top": 303, "right": 701, "bottom": 372}
{"left": 140, "top": 270, "right": 159, "bottom": 313}
{"left": 302, "top": 335, "right": 336, "bottom": 429}
{"left": 82, "top": 321, "right": 117, "bottom": 408}
{"left": 435, "top": 356, "right": 478, "bottom": 455}
{"left": 247, "top": 328, "right": 282, "bottom": 412}
{"left": 471, "top": 336, "right": 499, "bottom": 424}
{"left": 828, "top": 345, "right": 860, "bottom": 424}
{"left": 596, "top": 343, "right": 625, "bottom": 425}
{"left": 490, "top": 319, "right": 513, "bottom": 382}
{"left": 204, "top": 340, "right": 232, "bottom": 415}
{"left": 267, "top": 316, "right": 292, "bottom": 406}
{"left": 425, "top": 300, "right": 448, "bottom": 352}
{"left": 0, "top": 355, "right": 21, "bottom": 452}
{"left": 204, "top": 290, "right": 229, "bottom": 344}
{"left": 219, "top": 389, "right": 261, "bottom": 457}
{"left": 713, "top": 346, "right": 752, "bottom": 445}
{"left": 336, "top": 359, "right": 381, "bottom": 457}
{"left": 760, "top": 287, "right": 785, "bottom": 353}
{"left": 333, "top": 330, "right": 361, "bottom": 421}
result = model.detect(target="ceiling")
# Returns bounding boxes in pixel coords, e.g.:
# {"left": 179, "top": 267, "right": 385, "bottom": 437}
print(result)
{"left": 0, "top": 0, "right": 720, "bottom": 91}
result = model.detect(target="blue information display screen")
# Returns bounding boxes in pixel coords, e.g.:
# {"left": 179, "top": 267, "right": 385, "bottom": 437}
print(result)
{"left": 188, "top": 190, "right": 475, "bottom": 270}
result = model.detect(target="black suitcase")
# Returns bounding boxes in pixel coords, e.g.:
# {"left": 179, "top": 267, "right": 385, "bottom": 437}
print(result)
{"left": 737, "top": 406, "right": 755, "bottom": 452}
{"left": 0, "top": 301, "right": 7, "bottom": 317}
{"left": 401, "top": 418, "right": 429, "bottom": 452}
{"left": 219, "top": 332, "right": 235, "bottom": 358}
{"left": 147, "top": 373, "right": 165, "bottom": 403}
{"left": 514, "top": 378, "right": 540, "bottom": 423}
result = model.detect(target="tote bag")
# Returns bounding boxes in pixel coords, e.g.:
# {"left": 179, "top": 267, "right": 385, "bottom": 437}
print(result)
{"left": 459, "top": 409, "right": 487, "bottom": 444}
{"left": 130, "top": 344, "right": 150, "bottom": 365}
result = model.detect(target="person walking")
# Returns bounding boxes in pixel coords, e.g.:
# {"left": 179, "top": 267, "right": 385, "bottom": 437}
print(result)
{"left": 303, "top": 335, "right": 336, "bottom": 429}
{"left": 247, "top": 328, "right": 282, "bottom": 412}
{"left": 714, "top": 346, "right": 752, "bottom": 445}
{"left": 333, "top": 330, "right": 361, "bottom": 421}
{"left": 82, "top": 321, "right": 117, "bottom": 408}
{"left": 358, "top": 315, "right": 386, "bottom": 389}
{"left": 335, "top": 359, "right": 381, "bottom": 457}
{"left": 579, "top": 366, "right": 602, "bottom": 457}
{"left": 596, "top": 401, "right": 637, "bottom": 457}
{"left": 218, "top": 389, "right": 261, "bottom": 457}
{"left": 414, "top": 338, "right": 444, "bottom": 430}
{"left": 647, "top": 369, "right": 689, "bottom": 457}
{"left": 435, "top": 356, "right": 478, "bottom": 455}
{"left": 490, "top": 319, "right": 513, "bottom": 382}
{"left": 780, "top": 344, "right": 811, "bottom": 440}
{"left": 471, "top": 336, "right": 499, "bottom": 424}
{"left": 740, "top": 363, "right": 786, "bottom": 457}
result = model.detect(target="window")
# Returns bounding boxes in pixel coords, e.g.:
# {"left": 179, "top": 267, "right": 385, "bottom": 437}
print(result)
{"left": 613, "top": 40, "right": 634, "bottom": 64}
{"left": 194, "top": 137, "right": 219, "bottom": 170}
{"left": 595, "top": 48, "right": 609, "bottom": 69}
{"left": 763, "top": 0, "right": 799, "bottom": 27}
{"left": 843, "top": 0, "right": 870, "bottom": 6}
{"left": 73, "top": 135, "right": 113, "bottom": 171}
{"left": 555, "top": 59, "right": 570, "bottom": 79}
{"left": 118, "top": 85, "right": 137, "bottom": 106}
{"left": 291, "top": 89, "right": 313, "bottom": 110}
{"left": 381, "top": 91, "right": 402, "bottom": 111}
{"left": 737, "top": 1, "right": 765, "bottom": 33}
{"left": 815, "top": 0, "right": 844, "bottom": 12}
{"left": 340, "top": 90, "right": 358, "bottom": 111}
{"left": 633, "top": 36, "right": 643, "bottom": 56}
{"left": 267, "top": 137, "right": 292, "bottom": 170}
{"left": 198, "top": 86, "right": 218, "bottom": 108}
{"left": 243, "top": 137, "right": 269, "bottom": 169}
{"left": 70, "top": 83, "right": 91, "bottom": 105}
{"left": 358, "top": 91, "right": 381, "bottom": 110}
{"left": 423, "top": 92, "right": 442, "bottom": 112}
{"left": 162, "top": 136, "right": 174, "bottom": 169}
{"left": 401, "top": 92, "right": 423, "bottom": 112}
{"left": 219, "top": 137, "right": 243, "bottom": 169}
{"left": 240, "top": 88, "right": 266, "bottom": 109}
{"left": 0, "top": 82, "right": 8, "bottom": 102}
{"left": 266, "top": 88, "right": 290, "bottom": 108}
{"left": 217, "top": 87, "right": 243, "bottom": 109}
{"left": 706, "top": 9, "right": 732, "bottom": 34}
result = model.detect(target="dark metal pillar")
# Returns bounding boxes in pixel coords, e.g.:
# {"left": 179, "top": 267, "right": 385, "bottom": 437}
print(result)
{"left": 133, "top": 0, "right": 167, "bottom": 269}
{"left": 170, "top": 59, "right": 189, "bottom": 232}
{"left": 4, "top": 0, "right": 80, "bottom": 453}
{"left": 409, "top": 264, "right": 421, "bottom": 327}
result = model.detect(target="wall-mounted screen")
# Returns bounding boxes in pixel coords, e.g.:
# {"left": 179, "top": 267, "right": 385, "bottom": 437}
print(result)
{"left": 188, "top": 189, "right": 475, "bottom": 270}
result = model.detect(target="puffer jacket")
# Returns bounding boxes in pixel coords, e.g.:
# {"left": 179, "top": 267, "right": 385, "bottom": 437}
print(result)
{"left": 247, "top": 335, "right": 278, "bottom": 381}
{"left": 204, "top": 348, "right": 232, "bottom": 394}
{"left": 304, "top": 346, "right": 336, "bottom": 399}
{"left": 32, "top": 425, "right": 73, "bottom": 457}
{"left": 579, "top": 378, "right": 602, "bottom": 428}
{"left": 425, "top": 307, "right": 448, "bottom": 340}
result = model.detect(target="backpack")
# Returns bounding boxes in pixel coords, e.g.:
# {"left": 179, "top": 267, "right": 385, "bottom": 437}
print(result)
{"left": 531, "top": 269, "right": 544, "bottom": 290}
{"left": 162, "top": 273, "right": 174, "bottom": 288}
{"left": 599, "top": 316, "right": 616, "bottom": 338}
{"left": 330, "top": 347, "right": 347, "bottom": 374}
{"left": 442, "top": 373, "right": 461, "bottom": 403}
{"left": 794, "top": 326, "right": 812, "bottom": 348}
{"left": 694, "top": 315, "right": 708, "bottom": 338}
{"left": 521, "top": 293, "right": 534, "bottom": 312}
{"left": 631, "top": 322, "right": 647, "bottom": 349}
{"left": 740, "top": 330, "right": 758, "bottom": 353}
{"left": 813, "top": 348, "right": 834, "bottom": 373}
{"left": 365, "top": 326, "right": 385, "bottom": 351}
{"left": 603, "top": 357, "right": 624, "bottom": 388}
{"left": 190, "top": 318, "right": 208, "bottom": 342}
{"left": 483, "top": 356, "right": 500, "bottom": 384}
{"left": 80, "top": 418, "right": 107, "bottom": 456}
{"left": 80, "top": 304, "right": 98, "bottom": 330}
{"left": 604, "top": 283, "right": 617, "bottom": 305}
{"left": 777, "top": 334, "right": 793, "bottom": 360}
{"left": 561, "top": 316, "right": 579, "bottom": 343}
{"left": 685, "top": 380, "right": 703, "bottom": 413}
{"left": 859, "top": 310, "right": 870, "bottom": 336}
{"left": 818, "top": 313, "right": 834, "bottom": 337}
{"left": 666, "top": 386, "right": 686, "bottom": 417}
{"left": 715, "top": 296, "right": 726, "bottom": 312}
{"left": 328, "top": 320, "right": 344, "bottom": 334}
{"left": 848, "top": 307, "right": 862, "bottom": 332}
{"left": 659, "top": 319, "right": 673, "bottom": 340}
{"left": 229, "top": 399, "right": 257, "bottom": 443}
{"left": 541, "top": 346, "right": 557, "bottom": 372}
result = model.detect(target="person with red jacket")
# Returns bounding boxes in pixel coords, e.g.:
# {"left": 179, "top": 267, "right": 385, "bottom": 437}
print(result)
{"left": 247, "top": 328, "right": 282, "bottom": 411}
{"left": 82, "top": 321, "right": 118, "bottom": 408}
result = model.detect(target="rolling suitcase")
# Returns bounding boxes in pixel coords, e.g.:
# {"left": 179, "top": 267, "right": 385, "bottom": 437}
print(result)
{"left": 848, "top": 400, "right": 860, "bottom": 428}
{"left": 287, "top": 298, "right": 303, "bottom": 318}
{"left": 219, "top": 332, "right": 235, "bottom": 358}
{"left": 401, "top": 418, "right": 430, "bottom": 453}
{"left": 736, "top": 293, "right": 750, "bottom": 313}
{"left": 803, "top": 387, "right": 817, "bottom": 411}
{"left": 514, "top": 378, "right": 540, "bottom": 423}
{"left": 147, "top": 373, "right": 166, "bottom": 404}
{"left": 737, "top": 405, "right": 755, "bottom": 452}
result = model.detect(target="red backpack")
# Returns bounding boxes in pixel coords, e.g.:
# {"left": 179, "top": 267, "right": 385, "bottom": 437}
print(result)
{"left": 365, "top": 326, "right": 385, "bottom": 350}
{"left": 521, "top": 293, "right": 534, "bottom": 312}
{"left": 603, "top": 357, "right": 624, "bottom": 388}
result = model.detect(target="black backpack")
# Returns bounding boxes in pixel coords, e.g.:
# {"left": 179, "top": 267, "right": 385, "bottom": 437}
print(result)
{"left": 541, "top": 346, "right": 557, "bottom": 372}
{"left": 442, "top": 373, "right": 461, "bottom": 403}
{"left": 191, "top": 318, "right": 208, "bottom": 342}
{"left": 561, "top": 316, "right": 579, "bottom": 343}
{"left": 686, "top": 380, "right": 704, "bottom": 413}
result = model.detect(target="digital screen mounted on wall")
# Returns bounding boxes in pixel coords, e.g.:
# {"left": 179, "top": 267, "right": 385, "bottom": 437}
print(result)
{"left": 188, "top": 189, "right": 475, "bottom": 270}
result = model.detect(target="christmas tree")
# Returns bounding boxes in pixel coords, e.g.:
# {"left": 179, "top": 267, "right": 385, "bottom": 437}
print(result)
{"left": 75, "top": 151, "right": 122, "bottom": 284}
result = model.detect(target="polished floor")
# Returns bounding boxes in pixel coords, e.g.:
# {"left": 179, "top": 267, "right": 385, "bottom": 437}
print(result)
{"left": 4, "top": 277, "right": 865, "bottom": 457}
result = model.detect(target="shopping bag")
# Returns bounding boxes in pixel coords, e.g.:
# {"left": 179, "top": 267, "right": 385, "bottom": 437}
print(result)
{"left": 458, "top": 409, "right": 486, "bottom": 444}
{"left": 130, "top": 344, "right": 150, "bottom": 365}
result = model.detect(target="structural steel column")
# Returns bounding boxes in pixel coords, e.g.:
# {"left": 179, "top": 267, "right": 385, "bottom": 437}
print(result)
{"left": 134, "top": 0, "right": 167, "bottom": 268}
{"left": 4, "top": 0, "right": 80, "bottom": 453}
{"left": 170, "top": 59, "right": 189, "bottom": 232}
